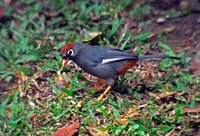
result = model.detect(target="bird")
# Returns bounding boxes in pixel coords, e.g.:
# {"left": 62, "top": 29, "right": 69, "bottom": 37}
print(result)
{"left": 60, "top": 42, "right": 180, "bottom": 101}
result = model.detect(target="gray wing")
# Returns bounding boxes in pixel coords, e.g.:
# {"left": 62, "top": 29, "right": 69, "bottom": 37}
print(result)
{"left": 84, "top": 46, "right": 138, "bottom": 65}
{"left": 102, "top": 47, "right": 138, "bottom": 64}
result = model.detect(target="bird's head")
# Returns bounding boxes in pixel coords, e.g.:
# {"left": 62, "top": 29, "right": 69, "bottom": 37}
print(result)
{"left": 60, "top": 42, "right": 75, "bottom": 69}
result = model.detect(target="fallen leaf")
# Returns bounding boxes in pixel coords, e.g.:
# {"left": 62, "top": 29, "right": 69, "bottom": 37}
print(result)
{"left": 88, "top": 31, "right": 103, "bottom": 38}
{"left": 114, "top": 105, "right": 139, "bottom": 125}
{"left": 165, "top": 128, "right": 175, "bottom": 136}
{"left": 16, "top": 71, "right": 29, "bottom": 97}
{"left": 82, "top": 31, "right": 104, "bottom": 44}
{"left": 115, "top": 118, "right": 129, "bottom": 125}
{"left": 85, "top": 126, "right": 110, "bottom": 136}
{"left": 54, "top": 74, "right": 71, "bottom": 89}
{"left": 16, "top": 71, "right": 29, "bottom": 82}
{"left": 75, "top": 101, "right": 83, "bottom": 109}
{"left": 88, "top": 118, "right": 96, "bottom": 127}
{"left": 184, "top": 107, "right": 200, "bottom": 113}
{"left": 44, "top": 9, "right": 59, "bottom": 17}
{"left": 54, "top": 75, "right": 63, "bottom": 83}
{"left": 122, "top": 105, "right": 139, "bottom": 119}
{"left": 35, "top": 40, "right": 44, "bottom": 46}
{"left": 7, "top": 86, "right": 19, "bottom": 96}
{"left": 149, "top": 92, "right": 177, "bottom": 100}
{"left": 52, "top": 121, "right": 79, "bottom": 136}
{"left": 148, "top": 26, "right": 176, "bottom": 39}
{"left": 63, "top": 82, "right": 71, "bottom": 88}
{"left": 157, "top": 26, "right": 176, "bottom": 34}
{"left": 185, "top": 117, "right": 200, "bottom": 123}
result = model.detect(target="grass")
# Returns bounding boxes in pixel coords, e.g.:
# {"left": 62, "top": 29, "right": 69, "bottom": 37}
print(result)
{"left": 0, "top": 0, "right": 199, "bottom": 135}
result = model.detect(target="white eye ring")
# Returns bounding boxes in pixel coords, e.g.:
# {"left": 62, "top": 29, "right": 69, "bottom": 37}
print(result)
{"left": 67, "top": 49, "right": 74, "bottom": 56}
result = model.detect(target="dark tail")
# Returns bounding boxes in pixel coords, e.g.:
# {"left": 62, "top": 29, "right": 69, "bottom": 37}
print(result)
{"left": 138, "top": 55, "right": 180, "bottom": 60}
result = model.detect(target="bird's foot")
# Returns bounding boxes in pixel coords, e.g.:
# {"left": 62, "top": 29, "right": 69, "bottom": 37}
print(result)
{"left": 97, "top": 86, "right": 112, "bottom": 102}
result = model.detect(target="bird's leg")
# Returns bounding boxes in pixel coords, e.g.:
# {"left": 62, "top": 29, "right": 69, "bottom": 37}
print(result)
{"left": 97, "top": 86, "right": 112, "bottom": 102}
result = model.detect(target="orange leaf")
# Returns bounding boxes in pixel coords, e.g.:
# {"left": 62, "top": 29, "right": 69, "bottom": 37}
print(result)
{"left": 16, "top": 71, "right": 29, "bottom": 82}
{"left": 54, "top": 75, "right": 63, "bottom": 83}
{"left": 184, "top": 107, "right": 200, "bottom": 113}
{"left": 114, "top": 105, "right": 138, "bottom": 125}
{"left": 115, "top": 118, "right": 129, "bottom": 125}
{"left": 85, "top": 126, "right": 110, "bottom": 136}
{"left": 63, "top": 82, "right": 71, "bottom": 88}
{"left": 122, "top": 105, "right": 139, "bottom": 119}
{"left": 52, "top": 121, "right": 79, "bottom": 136}
{"left": 75, "top": 101, "right": 83, "bottom": 109}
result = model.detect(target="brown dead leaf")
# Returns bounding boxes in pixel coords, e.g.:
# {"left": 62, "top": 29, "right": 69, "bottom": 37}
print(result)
{"left": 63, "top": 82, "right": 71, "bottom": 88}
{"left": 16, "top": 71, "right": 29, "bottom": 82}
{"left": 122, "top": 105, "right": 139, "bottom": 119}
{"left": 54, "top": 74, "right": 71, "bottom": 89}
{"left": 183, "top": 39, "right": 193, "bottom": 47}
{"left": 88, "top": 118, "right": 96, "bottom": 127}
{"left": 189, "top": 60, "right": 200, "bottom": 76}
{"left": 44, "top": 9, "right": 59, "bottom": 17}
{"left": 52, "top": 121, "right": 79, "bottom": 136}
{"left": 29, "top": 114, "right": 48, "bottom": 130}
{"left": 35, "top": 40, "right": 44, "bottom": 46}
{"left": 165, "top": 129, "right": 175, "bottom": 136}
{"left": 32, "top": 68, "right": 43, "bottom": 80}
{"left": 184, "top": 107, "right": 200, "bottom": 113}
{"left": 148, "top": 26, "right": 176, "bottom": 39}
{"left": 85, "top": 126, "right": 110, "bottom": 136}
{"left": 115, "top": 118, "right": 129, "bottom": 125}
{"left": 149, "top": 92, "right": 177, "bottom": 100}
{"left": 114, "top": 105, "right": 139, "bottom": 125}
{"left": 54, "top": 75, "right": 63, "bottom": 83}
{"left": 186, "top": 117, "right": 200, "bottom": 124}
{"left": 175, "top": 46, "right": 191, "bottom": 53}
{"left": 157, "top": 26, "right": 176, "bottom": 34}
{"left": 7, "top": 86, "right": 19, "bottom": 96}
{"left": 138, "top": 70, "right": 153, "bottom": 80}
{"left": 16, "top": 71, "right": 29, "bottom": 96}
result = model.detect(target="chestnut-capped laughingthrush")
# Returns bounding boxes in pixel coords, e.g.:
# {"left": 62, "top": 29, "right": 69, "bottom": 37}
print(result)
{"left": 60, "top": 42, "right": 180, "bottom": 101}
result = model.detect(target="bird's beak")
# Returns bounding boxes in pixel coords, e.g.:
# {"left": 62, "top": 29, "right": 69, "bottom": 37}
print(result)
{"left": 61, "top": 58, "right": 69, "bottom": 70}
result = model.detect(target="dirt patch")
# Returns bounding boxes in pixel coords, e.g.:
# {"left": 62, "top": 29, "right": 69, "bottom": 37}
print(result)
{"left": 147, "top": 13, "right": 200, "bottom": 58}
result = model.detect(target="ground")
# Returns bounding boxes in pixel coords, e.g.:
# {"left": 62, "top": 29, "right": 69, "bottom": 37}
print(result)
{"left": 0, "top": 0, "right": 200, "bottom": 136}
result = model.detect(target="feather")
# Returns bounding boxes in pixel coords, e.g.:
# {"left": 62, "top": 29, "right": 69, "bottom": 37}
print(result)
{"left": 101, "top": 58, "right": 127, "bottom": 64}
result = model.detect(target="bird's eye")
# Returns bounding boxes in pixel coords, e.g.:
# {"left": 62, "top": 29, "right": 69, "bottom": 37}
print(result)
{"left": 67, "top": 49, "right": 74, "bottom": 56}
